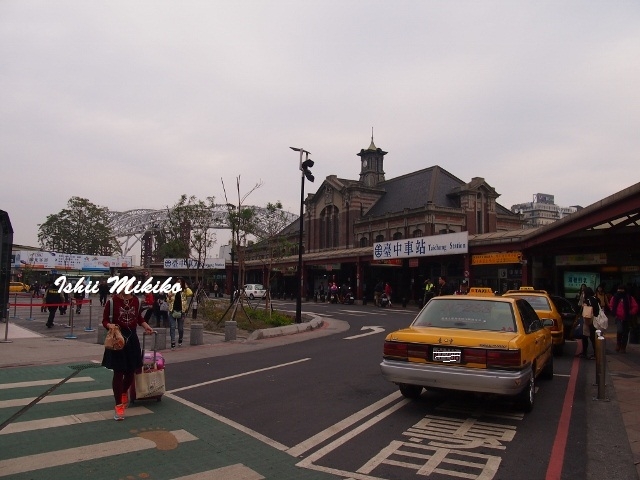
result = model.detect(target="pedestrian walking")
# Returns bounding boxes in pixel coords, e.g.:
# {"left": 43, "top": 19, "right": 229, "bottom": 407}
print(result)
{"left": 423, "top": 278, "right": 435, "bottom": 306}
{"left": 101, "top": 292, "right": 154, "bottom": 421}
{"left": 374, "top": 281, "right": 384, "bottom": 307}
{"left": 609, "top": 285, "right": 639, "bottom": 353}
{"left": 44, "top": 282, "right": 64, "bottom": 328}
{"left": 577, "top": 287, "right": 599, "bottom": 359}
{"left": 98, "top": 280, "right": 109, "bottom": 306}
{"left": 166, "top": 278, "right": 193, "bottom": 350}
{"left": 437, "top": 276, "right": 454, "bottom": 296}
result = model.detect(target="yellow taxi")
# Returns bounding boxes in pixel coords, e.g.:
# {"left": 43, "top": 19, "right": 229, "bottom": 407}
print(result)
{"left": 502, "top": 287, "right": 565, "bottom": 356}
{"left": 9, "top": 282, "right": 30, "bottom": 293}
{"left": 380, "top": 293, "right": 553, "bottom": 412}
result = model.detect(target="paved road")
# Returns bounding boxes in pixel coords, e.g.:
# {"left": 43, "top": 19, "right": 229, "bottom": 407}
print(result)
{"left": 2, "top": 298, "right": 639, "bottom": 479}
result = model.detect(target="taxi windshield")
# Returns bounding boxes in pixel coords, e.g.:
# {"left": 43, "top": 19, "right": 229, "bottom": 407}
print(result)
{"left": 508, "top": 294, "right": 551, "bottom": 311}
{"left": 414, "top": 299, "right": 517, "bottom": 332}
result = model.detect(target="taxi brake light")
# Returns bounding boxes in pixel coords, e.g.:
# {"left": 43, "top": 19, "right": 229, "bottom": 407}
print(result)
{"left": 463, "top": 349, "right": 487, "bottom": 365}
{"left": 384, "top": 341, "right": 408, "bottom": 360}
{"left": 486, "top": 350, "right": 521, "bottom": 368}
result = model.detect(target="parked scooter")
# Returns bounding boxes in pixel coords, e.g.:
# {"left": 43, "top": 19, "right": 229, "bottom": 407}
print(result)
{"left": 343, "top": 288, "right": 355, "bottom": 305}
{"left": 379, "top": 293, "right": 389, "bottom": 308}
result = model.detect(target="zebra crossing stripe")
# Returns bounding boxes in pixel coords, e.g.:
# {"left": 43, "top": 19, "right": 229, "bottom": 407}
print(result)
{"left": 0, "top": 377, "right": 95, "bottom": 390}
{"left": 172, "top": 463, "right": 265, "bottom": 480}
{"left": 0, "top": 406, "right": 153, "bottom": 435}
{"left": 0, "top": 389, "right": 112, "bottom": 409}
{"left": 0, "top": 429, "right": 198, "bottom": 477}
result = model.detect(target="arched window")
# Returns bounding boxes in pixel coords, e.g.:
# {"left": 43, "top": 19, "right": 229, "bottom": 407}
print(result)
{"left": 359, "top": 236, "right": 369, "bottom": 247}
{"left": 320, "top": 205, "right": 340, "bottom": 249}
{"left": 412, "top": 229, "right": 423, "bottom": 238}
{"left": 375, "top": 234, "right": 385, "bottom": 243}
{"left": 393, "top": 232, "right": 402, "bottom": 240}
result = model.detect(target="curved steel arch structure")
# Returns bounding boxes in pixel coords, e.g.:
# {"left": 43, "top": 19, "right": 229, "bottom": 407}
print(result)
{"left": 107, "top": 205, "right": 298, "bottom": 258}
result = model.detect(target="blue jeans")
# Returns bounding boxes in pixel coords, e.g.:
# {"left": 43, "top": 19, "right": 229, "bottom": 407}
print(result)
{"left": 169, "top": 313, "right": 184, "bottom": 345}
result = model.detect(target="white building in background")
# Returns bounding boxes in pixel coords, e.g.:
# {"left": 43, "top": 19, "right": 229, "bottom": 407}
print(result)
{"left": 511, "top": 193, "right": 580, "bottom": 227}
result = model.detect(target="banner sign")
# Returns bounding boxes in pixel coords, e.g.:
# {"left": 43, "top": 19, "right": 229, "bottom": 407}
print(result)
{"left": 163, "top": 258, "right": 225, "bottom": 269}
{"left": 371, "top": 258, "right": 403, "bottom": 266}
{"left": 373, "top": 232, "right": 468, "bottom": 260}
{"left": 564, "top": 271, "right": 601, "bottom": 296}
{"left": 556, "top": 253, "right": 607, "bottom": 266}
{"left": 471, "top": 252, "right": 522, "bottom": 265}
{"left": 14, "top": 251, "right": 132, "bottom": 271}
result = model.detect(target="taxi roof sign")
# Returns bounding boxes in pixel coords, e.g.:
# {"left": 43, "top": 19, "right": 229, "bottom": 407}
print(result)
{"left": 468, "top": 287, "right": 496, "bottom": 296}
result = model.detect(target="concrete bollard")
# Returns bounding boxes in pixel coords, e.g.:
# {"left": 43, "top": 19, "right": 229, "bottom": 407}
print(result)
{"left": 153, "top": 327, "right": 167, "bottom": 350}
{"left": 189, "top": 323, "right": 204, "bottom": 346}
{"left": 225, "top": 320, "right": 237, "bottom": 342}
{"left": 596, "top": 334, "right": 607, "bottom": 400}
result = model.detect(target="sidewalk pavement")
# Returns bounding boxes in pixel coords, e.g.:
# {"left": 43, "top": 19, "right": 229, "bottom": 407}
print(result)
{"left": 1, "top": 313, "right": 640, "bottom": 478}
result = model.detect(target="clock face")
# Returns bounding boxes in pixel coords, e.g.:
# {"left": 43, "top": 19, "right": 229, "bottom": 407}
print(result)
{"left": 362, "top": 159, "right": 368, "bottom": 168}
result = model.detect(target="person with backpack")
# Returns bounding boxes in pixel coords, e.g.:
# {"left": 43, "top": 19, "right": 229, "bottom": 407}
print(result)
{"left": 44, "top": 282, "right": 64, "bottom": 328}
{"left": 609, "top": 285, "right": 639, "bottom": 353}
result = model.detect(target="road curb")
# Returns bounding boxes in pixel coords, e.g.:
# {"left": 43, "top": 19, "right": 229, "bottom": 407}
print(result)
{"left": 246, "top": 315, "right": 325, "bottom": 341}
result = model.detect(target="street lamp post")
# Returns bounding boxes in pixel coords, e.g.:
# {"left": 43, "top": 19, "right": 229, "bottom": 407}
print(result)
{"left": 290, "top": 147, "right": 314, "bottom": 324}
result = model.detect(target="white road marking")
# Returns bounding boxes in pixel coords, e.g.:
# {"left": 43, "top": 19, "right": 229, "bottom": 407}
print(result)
{"left": 0, "top": 376, "right": 94, "bottom": 390}
{"left": 166, "top": 393, "right": 289, "bottom": 452}
{"left": 287, "top": 391, "right": 403, "bottom": 457}
{"left": 0, "top": 429, "right": 197, "bottom": 477}
{"left": 167, "top": 358, "right": 311, "bottom": 394}
{"left": 296, "top": 397, "right": 409, "bottom": 469}
{"left": 172, "top": 464, "right": 265, "bottom": 480}
{"left": 0, "top": 406, "right": 153, "bottom": 434}
{"left": 0, "top": 389, "right": 112, "bottom": 409}
{"left": 344, "top": 326, "right": 385, "bottom": 340}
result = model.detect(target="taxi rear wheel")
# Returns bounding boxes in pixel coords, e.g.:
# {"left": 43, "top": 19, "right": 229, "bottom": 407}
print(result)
{"left": 399, "top": 384, "right": 423, "bottom": 399}
{"left": 516, "top": 371, "right": 535, "bottom": 412}
{"left": 541, "top": 355, "right": 554, "bottom": 380}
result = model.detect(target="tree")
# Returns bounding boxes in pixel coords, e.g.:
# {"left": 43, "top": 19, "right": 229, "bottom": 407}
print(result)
{"left": 38, "top": 197, "right": 120, "bottom": 255}
{"left": 156, "top": 195, "right": 217, "bottom": 286}
{"left": 251, "top": 201, "right": 295, "bottom": 309}
{"left": 222, "top": 176, "right": 263, "bottom": 290}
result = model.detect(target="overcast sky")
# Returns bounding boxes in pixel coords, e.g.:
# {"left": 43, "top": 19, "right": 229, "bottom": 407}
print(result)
{"left": 2, "top": 1, "right": 639, "bottom": 254}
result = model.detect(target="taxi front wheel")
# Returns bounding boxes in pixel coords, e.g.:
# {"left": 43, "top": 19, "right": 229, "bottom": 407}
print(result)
{"left": 541, "top": 356, "right": 554, "bottom": 380}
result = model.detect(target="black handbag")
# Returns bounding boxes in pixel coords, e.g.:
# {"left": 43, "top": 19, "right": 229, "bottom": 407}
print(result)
{"left": 573, "top": 317, "right": 584, "bottom": 339}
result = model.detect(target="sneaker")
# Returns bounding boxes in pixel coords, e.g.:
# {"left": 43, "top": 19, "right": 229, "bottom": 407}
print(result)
{"left": 114, "top": 403, "right": 125, "bottom": 421}
{"left": 178, "top": 342, "right": 183, "bottom": 347}
{"left": 171, "top": 343, "right": 175, "bottom": 350}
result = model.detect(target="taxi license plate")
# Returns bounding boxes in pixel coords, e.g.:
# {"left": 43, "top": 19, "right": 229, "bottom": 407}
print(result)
{"left": 432, "top": 347, "right": 461, "bottom": 364}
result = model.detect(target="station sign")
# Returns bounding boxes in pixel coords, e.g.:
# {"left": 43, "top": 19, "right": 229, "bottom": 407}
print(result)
{"left": 373, "top": 232, "right": 468, "bottom": 260}
{"left": 164, "top": 258, "right": 225, "bottom": 269}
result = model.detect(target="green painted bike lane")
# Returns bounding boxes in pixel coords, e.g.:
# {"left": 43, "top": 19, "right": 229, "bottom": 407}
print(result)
{"left": 0, "top": 363, "right": 339, "bottom": 480}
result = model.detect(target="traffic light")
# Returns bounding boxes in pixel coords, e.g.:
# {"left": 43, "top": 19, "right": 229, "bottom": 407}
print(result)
{"left": 301, "top": 159, "right": 314, "bottom": 182}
